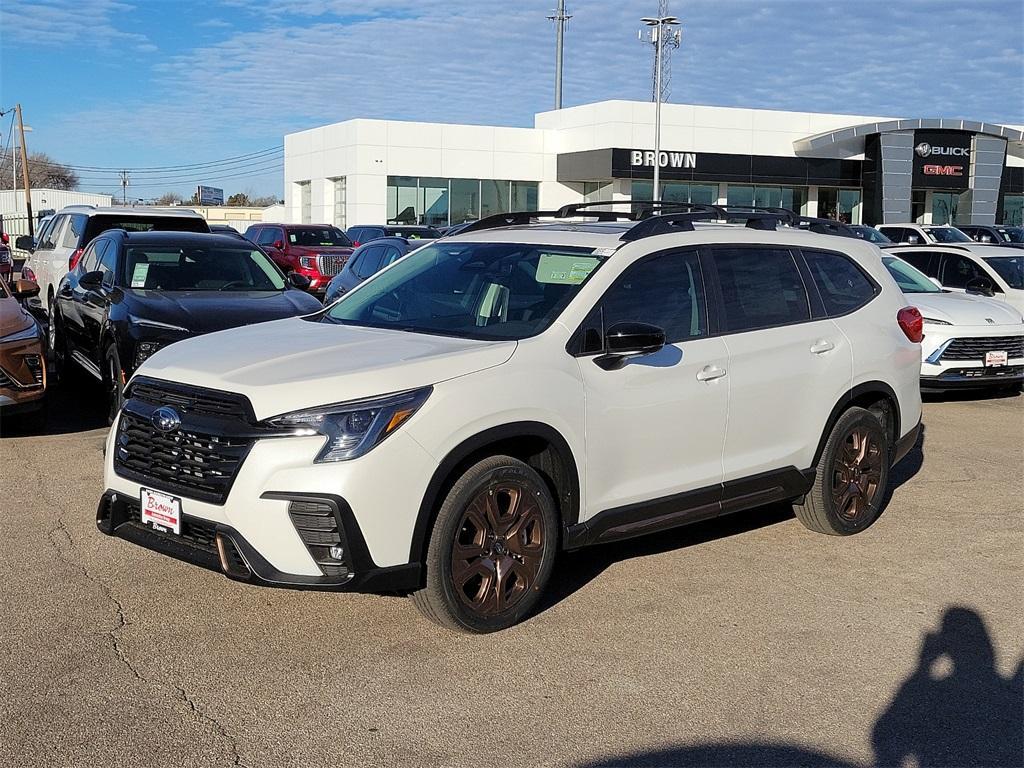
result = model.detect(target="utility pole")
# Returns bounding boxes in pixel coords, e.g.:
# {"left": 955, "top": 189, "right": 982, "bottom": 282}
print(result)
{"left": 640, "top": 15, "right": 680, "bottom": 200}
{"left": 548, "top": 1, "right": 572, "bottom": 109}
{"left": 119, "top": 170, "right": 130, "bottom": 204}
{"left": 15, "top": 104, "right": 33, "bottom": 238}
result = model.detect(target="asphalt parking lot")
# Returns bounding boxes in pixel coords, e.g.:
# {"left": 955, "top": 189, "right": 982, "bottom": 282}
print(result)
{"left": 1, "top": 386, "right": 1021, "bottom": 768}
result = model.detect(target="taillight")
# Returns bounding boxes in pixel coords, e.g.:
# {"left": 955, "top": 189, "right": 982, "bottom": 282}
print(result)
{"left": 897, "top": 306, "right": 924, "bottom": 343}
{"left": 21, "top": 265, "right": 36, "bottom": 281}
{"left": 69, "top": 248, "right": 84, "bottom": 270}
{"left": 352, "top": 241, "right": 360, "bottom": 247}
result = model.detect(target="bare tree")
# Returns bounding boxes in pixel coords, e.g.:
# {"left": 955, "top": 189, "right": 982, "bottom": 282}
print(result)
{"left": 0, "top": 151, "right": 79, "bottom": 190}
{"left": 155, "top": 192, "right": 183, "bottom": 206}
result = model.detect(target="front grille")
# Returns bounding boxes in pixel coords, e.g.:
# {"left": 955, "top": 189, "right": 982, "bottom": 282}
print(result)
{"left": 122, "top": 496, "right": 219, "bottom": 553}
{"left": 128, "top": 378, "right": 251, "bottom": 419}
{"left": 317, "top": 253, "right": 348, "bottom": 277}
{"left": 940, "top": 335, "right": 1024, "bottom": 361}
{"left": 287, "top": 500, "right": 350, "bottom": 578}
{"left": 114, "top": 410, "right": 253, "bottom": 504}
{"left": 939, "top": 365, "right": 1024, "bottom": 380}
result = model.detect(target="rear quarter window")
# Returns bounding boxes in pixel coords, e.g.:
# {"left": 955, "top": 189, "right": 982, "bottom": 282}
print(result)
{"left": 803, "top": 249, "right": 878, "bottom": 316}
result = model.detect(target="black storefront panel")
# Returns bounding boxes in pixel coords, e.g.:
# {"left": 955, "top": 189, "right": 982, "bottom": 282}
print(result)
{"left": 911, "top": 130, "right": 972, "bottom": 190}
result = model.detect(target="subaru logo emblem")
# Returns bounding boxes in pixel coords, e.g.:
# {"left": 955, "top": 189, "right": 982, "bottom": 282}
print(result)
{"left": 985, "top": 318, "right": 995, "bottom": 325}
{"left": 915, "top": 142, "right": 932, "bottom": 158}
{"left": 152, "top": 406, "right": 181, "bottom": 433}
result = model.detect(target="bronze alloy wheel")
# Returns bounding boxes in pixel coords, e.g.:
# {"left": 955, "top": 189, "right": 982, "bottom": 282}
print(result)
{"left": 831, "top": 426, "right": 883, "bottom": 521}
{"left": 450, "top": 482, "right": 545, "bottom": 616}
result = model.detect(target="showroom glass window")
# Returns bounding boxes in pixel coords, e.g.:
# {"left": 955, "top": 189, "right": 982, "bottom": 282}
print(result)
{"left": 631, "top": 181, "right": 719, "bottom": 205}
{"left": 712, "top": 247, "right": 810, "bottom": 332}
{"left": 385, "top": 177, "right": 538, "bottom": 226}
{"left": 726, "top": 185, "right": 807, "bottom": 214}
{"left": 332, "top": 177, "right": 346, "bottom": 229}
{"left": 818, "top": 188, "right": 862, "bottom": 224}
{"left": 1000, "top": 195, "right": 1023, "bottom": 226}
{"left": 298, "top": 182, "right": 312, "bottom": 224}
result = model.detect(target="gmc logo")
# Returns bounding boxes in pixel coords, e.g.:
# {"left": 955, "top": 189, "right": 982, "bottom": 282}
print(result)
{"left": 923, "top": 164, "right": 963, "bottom": 176}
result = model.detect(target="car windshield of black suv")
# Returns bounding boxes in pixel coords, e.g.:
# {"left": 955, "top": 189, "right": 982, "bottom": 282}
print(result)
{"left": 123, "top": 246, "right": 286, "bottom": 291}
{"left": 882, "top": 257, "right": 942, "bottom": 294}
{"left": 923, "top": 227, "right": 971, "bottom": 243}
{"left": 322, "top": 241, "right": 604, "bottom": 340}
{"left": 996, "top": 227, "right": 1024, "bottom": 244}
{"left": 288, "top": 227, "right": 352, "bottom": 247}
{"left": 983, "top": 256, "right": 1024, "bottom": 289}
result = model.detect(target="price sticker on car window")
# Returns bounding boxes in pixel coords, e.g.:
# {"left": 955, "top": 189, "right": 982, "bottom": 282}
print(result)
{"left": 536, "top": 254, "right": 600, "bottom": 285}
{"left": 131, "top": 263, "right": 149, "bottom": 288}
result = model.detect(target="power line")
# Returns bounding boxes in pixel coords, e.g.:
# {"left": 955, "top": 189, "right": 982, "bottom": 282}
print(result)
{"left": 48, "top": 152, "right": 284, "bottom": 183}
{"left": 80, "top": 162, "right": 284, "bottom": 190}
{"left": 0, "top": 145, "right": 284, "bottom": 175}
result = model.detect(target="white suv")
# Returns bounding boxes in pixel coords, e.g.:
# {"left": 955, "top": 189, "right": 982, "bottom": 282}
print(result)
{"left": 98, "top": 204, "right": 923, "bottom": 633}
{"left": 876, "top": 223, "right": 973, "bottom": 246}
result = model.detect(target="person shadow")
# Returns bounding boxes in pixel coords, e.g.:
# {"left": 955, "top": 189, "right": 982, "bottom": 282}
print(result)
{"left": 575, "top": 606, "right": 1023, "bottom": 768}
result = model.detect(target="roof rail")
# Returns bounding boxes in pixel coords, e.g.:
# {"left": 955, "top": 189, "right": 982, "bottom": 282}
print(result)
{"left": 796, "top": 216, "right": 859, "bottom": 238}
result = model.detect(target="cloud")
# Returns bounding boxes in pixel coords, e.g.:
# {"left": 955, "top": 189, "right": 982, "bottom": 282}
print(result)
{"left": 0, "top": 0, "right": 151, "bottom": 48}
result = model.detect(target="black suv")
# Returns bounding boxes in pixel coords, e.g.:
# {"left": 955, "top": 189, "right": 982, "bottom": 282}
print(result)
{"left": 957, "top": 224, "right": 1024, "bottom": 248}
{"left": 346, "top": 224, "right": 440, "bottom": 246}
{"left": 323, "top": 237, "right": 416, "bottom": 304}
{"left": 51, "top": 231, "right": 323, "bottom": 421}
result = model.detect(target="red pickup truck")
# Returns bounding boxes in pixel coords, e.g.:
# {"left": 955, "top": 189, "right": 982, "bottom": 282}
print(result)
{"left": 243, "top": 223, "right": 354, "bottom": 293}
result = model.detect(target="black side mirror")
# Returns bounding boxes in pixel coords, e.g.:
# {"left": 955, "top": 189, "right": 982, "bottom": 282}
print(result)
{"left": 287, "top": 272, "right": 311, "bottom": 290}
{"left": 965, "top": 276, "right": 995, "bottom": 297}
{"left": 79, "top": 270, "right": 104, "bottom": 290}
{"left": 14, "top": 235, "right": 34, "bottom": 252}
{"left": 595, "top": 322, "right": 666, "bottom": 370}
{"left": 11, "top": 279, "right": 39, "bottom": 300}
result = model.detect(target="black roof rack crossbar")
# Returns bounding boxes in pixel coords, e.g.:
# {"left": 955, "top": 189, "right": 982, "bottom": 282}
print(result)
{"left": 454, "top": 210, "right": 564, "bottom": 235}
{"left": 796, "top": 216, "right": 859, "bottom": 238}
{"left": 718, "top": 205, "right": 799, "bottom": 226}
{"left": 620, "top": 209, "right": 723, "bottom": 241}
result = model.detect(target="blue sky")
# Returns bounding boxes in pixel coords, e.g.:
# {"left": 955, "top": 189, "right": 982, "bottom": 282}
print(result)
{"left": 1, "top": 0, "right": 1022, "bottom": 199}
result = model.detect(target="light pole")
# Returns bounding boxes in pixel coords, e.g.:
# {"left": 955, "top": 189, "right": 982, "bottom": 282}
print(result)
{"left": 641, "top": 15, "right": 679, "bottom": 200}
{"left": 548, "top": 2, "right": 572, "bottom": 109}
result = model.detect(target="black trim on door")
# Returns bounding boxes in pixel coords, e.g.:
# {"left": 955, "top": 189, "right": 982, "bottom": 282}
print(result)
{"left": 564, "top": 466, "right": 814, "bottom": 549}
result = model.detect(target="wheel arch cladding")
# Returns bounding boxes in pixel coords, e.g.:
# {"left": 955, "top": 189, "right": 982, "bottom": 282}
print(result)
{"left": 812, "top": 381, "right": 901, "bottom": 468}
{"left": 409, "top": 421, "right": 581, "bottom": 565}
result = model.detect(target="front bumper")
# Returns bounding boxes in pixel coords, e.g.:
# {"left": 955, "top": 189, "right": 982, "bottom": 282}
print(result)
{"left": 920, "top": 365, "right": 1023, "bottom": 390}
{"left": 97, "top": 489, "right": 421, "bottom": 592}
{"left": 920, "top": 326, "right": 1023, "bottom": 389}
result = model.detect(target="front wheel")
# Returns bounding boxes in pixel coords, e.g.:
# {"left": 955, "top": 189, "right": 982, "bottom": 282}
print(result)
{"left": 412, "top": 455, "right": 559, "bottom": 633}
{"left": 104, "top": 343, "right": 124, "bottom": 425}
{"left": 795, "top": 406, "right": 891, "bottom": 536}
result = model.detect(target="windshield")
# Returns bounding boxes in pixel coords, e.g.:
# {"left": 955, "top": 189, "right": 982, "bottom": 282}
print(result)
{"left": 852, "top": 226, "right": 892, "bottom": 244}
{"left": 322, "top": 241, "right": 604, "bottom": 340}
{"left": 882, "top": 257, "right": 942, "bottom": 294}
{"left": 997, "top": 227, "right": 1024, "bottom": 244}
{"left": 983, "top": 256, "right": 1024, "bottom": 290}
{"left": 288, "top": 227, "right": 352, "bottom": 247}
{"left": 124, "top": 246, "right": 287, "bottom": 291}
{"left": 390, "top": 227, "right": 439, "bottom": 240}
{"left": 924, "top": 227, "right": 971, "bottom": 243}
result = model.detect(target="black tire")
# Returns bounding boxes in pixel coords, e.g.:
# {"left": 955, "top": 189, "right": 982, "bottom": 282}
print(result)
{"left": 48, "top": 309, "right": 72, "bottom": 384}
{"left": 795, "top": 406, "right": 891, "bottom": 536}
{"left": 104, "top": 343, "right": 124, "bottom": 425}
{"left": 412, "top": 455, "right": 559, "bottom": 633}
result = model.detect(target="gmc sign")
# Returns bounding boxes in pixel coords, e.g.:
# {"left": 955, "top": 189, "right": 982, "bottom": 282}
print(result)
{"left": 912, "top": 130, "right": 972, "bottom": 190}
{"left": 923, "top": 165, "right": 964, "bottom": 177}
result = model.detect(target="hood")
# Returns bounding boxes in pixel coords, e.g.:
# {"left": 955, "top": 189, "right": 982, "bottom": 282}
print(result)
{"left": 911, "top": 291, "right": 1024, "bottom": 327}
{"left": 136, "top": 317, "right": 517, "bottom": 419}
{"left": 0, "top": 295, "right": 34, "bottom": 337}
{"left": 126, "top": 289, "right": 323, "bottom": 336}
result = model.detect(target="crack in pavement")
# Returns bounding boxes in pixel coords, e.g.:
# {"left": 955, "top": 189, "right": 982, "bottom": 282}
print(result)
{"left": 31, "top": 470, "right": 250, "bottom": 767}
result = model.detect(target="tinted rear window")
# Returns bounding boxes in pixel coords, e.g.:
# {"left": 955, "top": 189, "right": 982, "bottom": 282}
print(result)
{"left": 85, "top": 215, "right": 210, "bottom": 242}
{"left": 804, "top": 250, "right": 877, "bottom": 315}
{"left": 712, "top": 247, "right": 810, "bottom": 333}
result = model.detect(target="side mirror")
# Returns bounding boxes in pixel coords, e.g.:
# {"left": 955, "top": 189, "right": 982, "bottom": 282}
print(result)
{"left": 596, "top": 322, "right": 666, "bottom": 370}
{"left": 14, "top": 235, "right": 34, "bottom": 252}
{"left": 980, "top": 234, "right": 994, "bottom": 243}
{"left": 1, "top": 232, "right": 8, "bottom": 245}
{"left": 906, "top": 235, "right": 920, "bottom": 244}
{"left": 11, "top": 279, "right": 39, "bottom": 300}
{"left": 273, "top": 240, "right": 285, "bottom": 250}
{"left": 287, "top": 272, "right": 311, "bottom": 290}
{"left": 78, "top": 270, "right": 104, "bottom": 290}
{"left": 965, "top": 276, "right": 995, "bottom": 297}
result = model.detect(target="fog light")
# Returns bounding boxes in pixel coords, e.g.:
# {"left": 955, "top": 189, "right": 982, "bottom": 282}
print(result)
{"left": 329, "top": 545, "right": 344, "bottom": 560}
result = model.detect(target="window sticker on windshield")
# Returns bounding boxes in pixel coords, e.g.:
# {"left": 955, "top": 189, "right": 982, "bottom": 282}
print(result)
{"left": 131, "top": 263, "right": 149, "bottom": 288}
{"left": 536, "top": 254, "right": 600, "bottom": 285}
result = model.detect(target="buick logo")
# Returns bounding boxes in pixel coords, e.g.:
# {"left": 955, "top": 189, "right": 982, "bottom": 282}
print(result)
{"left": 915, "top": 142, "right": 932, "bottom": 158}
{"left": 152, "top": 406, "right": 181, "bottom": 433}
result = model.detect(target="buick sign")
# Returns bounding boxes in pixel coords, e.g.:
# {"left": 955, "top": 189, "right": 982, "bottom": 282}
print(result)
{"left": 152, "top": 406, "right": 181, "bottom": 433}
{"left": 916, "top": 142, "right": 969, "bottom": 158}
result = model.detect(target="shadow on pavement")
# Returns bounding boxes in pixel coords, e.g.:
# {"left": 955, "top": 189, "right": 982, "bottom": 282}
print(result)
{"left": 922, "top": 386, "right": 1021, "bottom": 404}
{"left": 0, "top": 375, "right": 108, "bottom": 438}
{"left": 576, "top": 606, "right": 1023, "bottom": 768}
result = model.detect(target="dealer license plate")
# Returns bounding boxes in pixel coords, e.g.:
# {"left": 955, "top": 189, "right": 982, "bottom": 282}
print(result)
{"left": 140, "top": 488, "right": 182, "bottom": 535}
{"left": 985, "top": 350, "right": 1008, "bottom": 367}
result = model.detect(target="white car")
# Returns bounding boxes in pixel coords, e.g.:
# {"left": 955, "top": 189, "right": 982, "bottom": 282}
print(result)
{"left": 882, "top": 255, "right": 1024, "bottom": 390}
{"left": 876, "top": 223, "right": 973, "bottom": 246}
{"left": 18, "top": 206, "right": 209, "bottom": 325}
{"left": 98, "top": 204, "right": 923, "bottom": 633}
{"left": 886, "top": 244, "right": 1024, "bottom": 315}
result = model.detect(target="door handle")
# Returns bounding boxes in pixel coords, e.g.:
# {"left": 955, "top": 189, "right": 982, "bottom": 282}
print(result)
{"left": 810, "top": 339, "right": 835, "bottom": 355}
{"left": 696, "top": 364, "right": 727, "bottom": 382}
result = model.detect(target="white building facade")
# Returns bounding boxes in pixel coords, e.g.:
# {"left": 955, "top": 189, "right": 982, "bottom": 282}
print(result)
{"left": 284, "top": 100, "right": 1024, "bottom": 229}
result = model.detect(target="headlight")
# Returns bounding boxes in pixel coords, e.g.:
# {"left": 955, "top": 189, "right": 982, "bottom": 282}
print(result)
{"left": 0, "top": 324, "right": 40, "bottom": 344}
{"left": 268, "top": 387, "right": 431, "bottom": 463}
{"left": 128, "top": 315, "right": 189, "bottom": 332}
{"left": 134, "top": 341, "right": 164, "bottom": 368}
{"left": 921, "top": 317, "right": 952, "bottom": 326}
{"left": 299, "top": 256, "right": 317, "bottom": 269}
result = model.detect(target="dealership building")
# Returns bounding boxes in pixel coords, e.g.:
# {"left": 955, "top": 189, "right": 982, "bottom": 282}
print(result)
{"left": 283, "top": 100, "right": 1024, "bottom": 230}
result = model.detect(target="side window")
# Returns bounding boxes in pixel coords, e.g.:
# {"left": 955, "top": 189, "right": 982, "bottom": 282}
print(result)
{"left": 712, "top": 247, "right": 810, "bottom": 333}
{"left": 803, "top": 250, "right": 877, "bottom": 316}
{"left": 78, "top": 241, "right": 101, "bottom": 274}
{"left": 255, "top": 228, "right": 275, "bottom": 246}
{"left": 41, "top": 216, "right": 65, "bottom": 250}
{"left": 355, "top": 246, "right": 385, "bottom": 279}
{"left": 940, "top": 254, "right": 986, "bottom": 289}
{"left": 898, "top": 251, "right": 938, "bottom": 276}
{"left": 382, "top": 245, "right": 403, "bottom": 268}
{"left": 98, "top": 241, "right": 118, "bottom": 280}
{"left": 61, "top": 214, "right": 87, "bottom": 249}
{"left": 597, "top": 248, "right": 707, "bottom": 345}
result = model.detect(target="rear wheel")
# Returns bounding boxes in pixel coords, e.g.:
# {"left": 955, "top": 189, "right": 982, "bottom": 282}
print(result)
{"left": 104, "top": 343, "right": 124, "bottom": 425}
{"left": 412, "top": 455, "right": 558, "bottom": 633}
{"left": 795, "top": 407, "right": 891, "bottom": 535}
{"left": 48, "top": 309, "right": 71, "bottom": 383}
